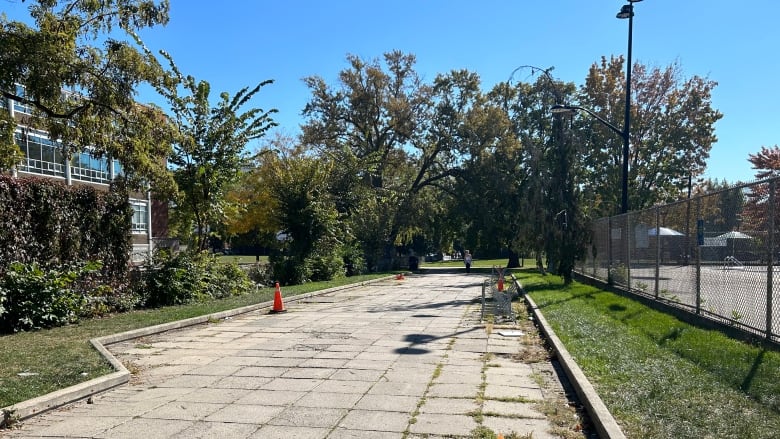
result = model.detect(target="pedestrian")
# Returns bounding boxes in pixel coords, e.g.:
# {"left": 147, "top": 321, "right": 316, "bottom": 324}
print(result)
{"left": 464, "top": 250, "right": 472, "bottom": 273}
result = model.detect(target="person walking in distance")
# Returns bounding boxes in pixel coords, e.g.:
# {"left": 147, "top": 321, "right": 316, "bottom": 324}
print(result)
{"left": 464, "top": 250, "right": 473, "bottom": 273}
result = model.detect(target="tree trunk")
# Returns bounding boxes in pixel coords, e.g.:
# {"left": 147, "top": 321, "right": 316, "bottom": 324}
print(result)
{"left": 536, "top": 253, "right": 546, "bottom": 275}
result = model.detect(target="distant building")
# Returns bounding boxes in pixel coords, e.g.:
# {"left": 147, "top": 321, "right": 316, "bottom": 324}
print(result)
{"left": 2, "top": 87, "right": 170, "bottom": 262}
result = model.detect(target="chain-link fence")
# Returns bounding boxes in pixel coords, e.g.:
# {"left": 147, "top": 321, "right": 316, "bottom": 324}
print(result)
{"left": 576, "top": 178, "right": 779, "bottom": 342}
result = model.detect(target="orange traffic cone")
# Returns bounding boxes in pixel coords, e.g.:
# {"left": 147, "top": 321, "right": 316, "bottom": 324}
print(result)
{"left": 269, "top": 282, "right": 287, "bottom": 314}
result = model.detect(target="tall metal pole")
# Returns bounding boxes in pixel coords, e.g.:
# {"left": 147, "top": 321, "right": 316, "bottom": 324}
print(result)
{"left": 621, "top": 3, "right": 634, "bottom": 214}
{"left": 767, "top": 179, "right": 775, "bottom": 340}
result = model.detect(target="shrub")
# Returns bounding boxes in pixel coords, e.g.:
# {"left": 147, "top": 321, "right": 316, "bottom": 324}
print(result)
{"left": 610, "top": 263, "right": 628, "bottom": 285}
{"left": 136, "top": 250, "right": 253, "bottom": 308}
{"left": 210, "top": 262, "right": 254, "bottom": 299}
{"left": 81, "top": 283, "right": 140, "bottom": 317}
{"left": 340, "top": 242, "right": 366, "bottom": 276}
{"left": 244, "top": 263, "right": 273, "bottom": 286}
{"left": 137, "top": 250, "right": 205, "bottom": 307}
{"left": 0, "top": 261, "right": 101, "bottom": 333}
{"left": 305, "top": 249, "right": 344, "bottom": 282}
{"left": 269, "top": 255, "right": 306, "bottom": 286}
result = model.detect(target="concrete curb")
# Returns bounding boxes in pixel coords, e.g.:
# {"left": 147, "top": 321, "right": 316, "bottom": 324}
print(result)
{"left": 524, "top": 294, "right": 627, "bottom": 439}
{"left": 2, "top": 276, "right": 395, "bottom": 423}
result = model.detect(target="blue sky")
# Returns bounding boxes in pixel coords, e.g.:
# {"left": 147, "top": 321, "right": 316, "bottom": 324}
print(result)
{"left": 5, "top": 0, "right": 779, "bottom": 183}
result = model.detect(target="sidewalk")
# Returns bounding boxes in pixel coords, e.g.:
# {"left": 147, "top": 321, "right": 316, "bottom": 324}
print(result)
{"left": 3, "top": 273, "right": 583, "bottom": 438}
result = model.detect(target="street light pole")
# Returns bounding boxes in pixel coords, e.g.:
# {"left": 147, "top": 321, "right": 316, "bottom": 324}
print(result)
{"left": 552, "top": 1, "right": 641, "bottom": 215}
{"left": 617, "top": 0, "right": 642, "bottom": 214}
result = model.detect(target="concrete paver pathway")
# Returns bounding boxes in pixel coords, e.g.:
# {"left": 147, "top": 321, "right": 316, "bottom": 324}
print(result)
{"left": 3, "top": 273, "right": 578, "bottom": 438}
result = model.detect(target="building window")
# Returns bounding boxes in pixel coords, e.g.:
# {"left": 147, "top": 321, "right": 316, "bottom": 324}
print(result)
{"left": 13, "top": 85, "right": 32, "bottom": 115}
{"left": 130, "top": 199, "right": 149, "bottom": 234}
{"left": 15, "top": 131, "right": 65, "bottom": 177}
{"left": 71, "top": 151, "right": 110, "bottom": 184}
{"left": 14, "top": 129, "right": 121, "bottom": 185}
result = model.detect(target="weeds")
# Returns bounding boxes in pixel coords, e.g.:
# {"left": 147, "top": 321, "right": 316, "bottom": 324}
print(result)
{"left": 0, "top": 409, "right": 18, "bottom": 429}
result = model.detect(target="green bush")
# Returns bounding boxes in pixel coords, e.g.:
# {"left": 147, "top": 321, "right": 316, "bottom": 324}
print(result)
{"left": 269, "top": 255, "right": 307, "bottom": 286}
{"left": 210, "top": 262, "right": 254, "bottom": 299}
{"left": 270, "top": 239, "right": 360, "bottom": 284}
{"left": 82, "top": 283, "right": 140, "bottom": 317}
{"left": 0, "top": 261, "right": 101, "bottom": 333}
{"left": 305, "top": 249, "right": 344, "bottom": 282}
{"left": 136, "top": 250, "right": 252, "bottom": 307}
{"left": 244, "top": 263, "right": 273, "bottom": 286}
{"left": 610, "top": 263, "right": 628, "bottom": 285}
{"left": 340, "top": 242, "right": 366, "bottom": 276}
{"left": 137, "top": 250, "right": 204, "bottom": 307}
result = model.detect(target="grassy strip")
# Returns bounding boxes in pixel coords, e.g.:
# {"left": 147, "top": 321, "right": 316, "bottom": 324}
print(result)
{"left": 215, "top": 255, "right": 269, "bottom": 264}
{"left": 519, "top": 269, "right": 780, "bottom": 439}
{"left": 0, "top": 274, "right": 387, "bottom": 408}
{"left": 421, "top": 258, "right": 533, "bottom": 270}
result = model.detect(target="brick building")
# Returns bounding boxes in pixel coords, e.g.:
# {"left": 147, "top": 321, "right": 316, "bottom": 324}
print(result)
{"left": 2, "top": 87, "right": 170, "bottom": 262}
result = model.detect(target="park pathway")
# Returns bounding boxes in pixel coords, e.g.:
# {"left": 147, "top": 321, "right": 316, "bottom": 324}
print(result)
{"left": 3, "top": 272, "right": 580, "bottom": 438}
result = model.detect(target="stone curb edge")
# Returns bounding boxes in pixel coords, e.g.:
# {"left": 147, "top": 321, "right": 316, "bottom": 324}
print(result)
{"left": 524, "top": 294, "right": 627, "bottom": 439}
{"left": 2, "top": 275, "right": 396, "bottom": 423}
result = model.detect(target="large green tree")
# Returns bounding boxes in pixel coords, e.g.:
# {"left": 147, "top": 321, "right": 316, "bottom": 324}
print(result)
{"left": 577, "top": 56, "right": 722, "bottom": 215}
{"left": 449, "top": 82, "right": 524, "bottom": 265}
{"left": 0, "top": 0, "right": 174, "bottom": 190}
{"left": 301, "top": 51, "right": 465, "bottom": 269}
{"left": 482, "top": 68, "right": 583, "bottom": 278}
{"left": 155, "top": 57, "right": 277, "bottom": 251}
{"left": 263, "top": 141, "right": 346, "bottom": 284}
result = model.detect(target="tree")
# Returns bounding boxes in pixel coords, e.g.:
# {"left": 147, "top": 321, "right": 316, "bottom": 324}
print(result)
{"left": 693, "top": 178, "right": 744, "bottom": 234}
{"left": 742, "top": 146, "right": 780, "bottom": 234}
{"left": 301, "top": 51, "right": 444, "bottom": 269}
{"left": 490, "top": 68, "right": 584, "bottom": 279}
{"left": 747, "top": 146, "right": 780, "bottom": 181}
{"left": 223, "top": 134, "right": 290, "bottom": 249}
{"left": 0, "top": 0, "right": 175, "bottom": 191}
{"left": 578, "top": 56, "right": 722, "bottom": 214}
{"left": 449, "top": 83, "right": 524, "bottom": 265}
{"left": 266, "top": 146, "right": 344, "bottom": 284}
{"left": 156, "top": 57, "right": 277, "bottom": 251}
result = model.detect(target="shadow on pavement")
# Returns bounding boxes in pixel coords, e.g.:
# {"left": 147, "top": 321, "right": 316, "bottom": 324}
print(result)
{"left": 368, "top": 298, "right": 478, "bottom": 314}
{"left": 393, "top": 326, "right": 481, "bottom": 355}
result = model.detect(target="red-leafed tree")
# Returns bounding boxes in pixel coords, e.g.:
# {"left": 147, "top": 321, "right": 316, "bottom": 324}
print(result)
{"left": 748, "top": 146, "right": 780, "bottom": 181}
{"left": 743, "top": 145, "right": 780, "bottom": 233}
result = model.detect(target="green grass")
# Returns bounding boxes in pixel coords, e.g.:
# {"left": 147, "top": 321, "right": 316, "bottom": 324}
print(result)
{"left": 422, "top": 257, "right": 533, "bottom": 270}
{"left": 215, "top": 254, "right": 269, "bottom": 264}
{"left": 519, "top": 269, "right": 780, "bottom": 439}
{"left": 0, "top": 273, "right": 387, "bottom": 408}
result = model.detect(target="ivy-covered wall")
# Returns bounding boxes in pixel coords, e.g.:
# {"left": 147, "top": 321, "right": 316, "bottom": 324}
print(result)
{"left": 0, "top": 175, "right": 132, "bottom": 278}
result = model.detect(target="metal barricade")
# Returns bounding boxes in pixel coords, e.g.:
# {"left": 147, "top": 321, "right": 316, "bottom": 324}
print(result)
{"left": 481, "top": 268, "right": 521, "bottom": 322}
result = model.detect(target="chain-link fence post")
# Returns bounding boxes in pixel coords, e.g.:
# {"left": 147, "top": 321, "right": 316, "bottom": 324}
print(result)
{"left": 626, "top": 214, "right": 632, "bottom": 290}
{"left": 695, "top": 196, "right": 702, "bottom": 315}
{"left": 767, "top": 179, "right": 775, "bottom": 340}
{"left": 654, "top": 206, "right": 660, "bottom": 299}
{"left": 608, "top": 216, "right": 613, "bottom": 284}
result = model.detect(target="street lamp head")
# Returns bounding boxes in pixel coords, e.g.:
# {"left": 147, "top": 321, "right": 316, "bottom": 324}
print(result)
{"left": 617, "top": 0, "right": 642, "bottom": 19}
{"left": 616, "top": 5, "right": 633, "bottom": 19}
{"left": 551, "top": 104, "right": 576, "bottom": 115}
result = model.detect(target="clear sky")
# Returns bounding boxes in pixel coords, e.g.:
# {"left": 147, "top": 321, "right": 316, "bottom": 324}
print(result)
{"left": 4, "top": 0, "right": 779, "bottom": 184}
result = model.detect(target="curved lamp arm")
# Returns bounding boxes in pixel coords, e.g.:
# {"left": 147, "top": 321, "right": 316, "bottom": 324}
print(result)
{"left": 551, "top": 104, "right": 626, "bottom": 141}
